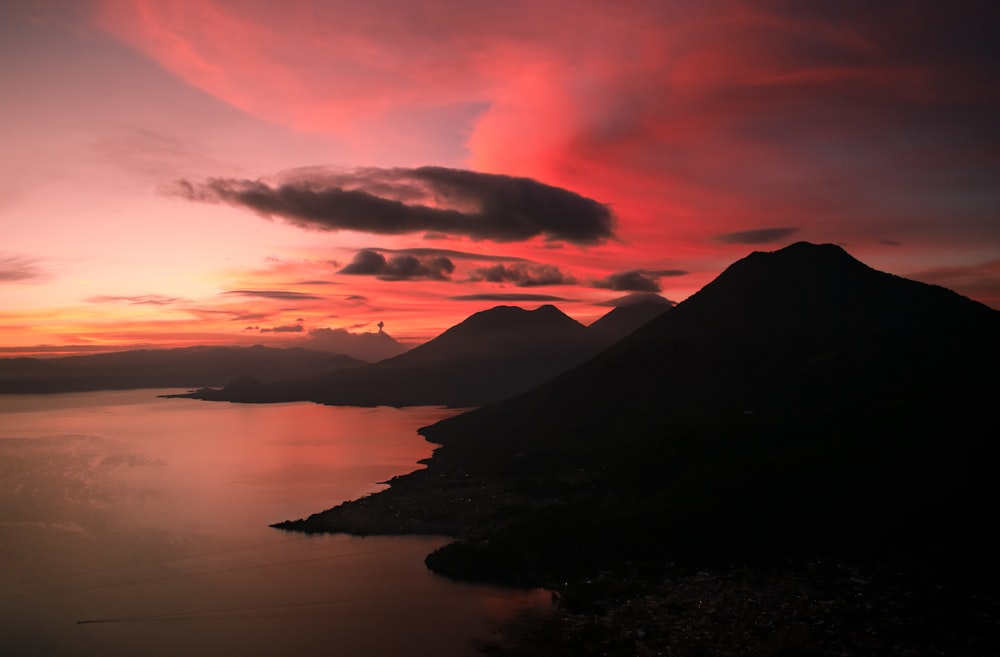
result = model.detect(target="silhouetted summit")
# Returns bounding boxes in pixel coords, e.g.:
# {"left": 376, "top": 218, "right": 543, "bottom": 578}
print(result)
{"left": 588, "top": 295, "right": 672, "bottom": 344}
{"left": 674, "top": 241, "right": 990, "bottom": 334}
{"left": 285, "top": 243, "right": 998, "bottom": 582}
{"left": 307, "top": 304, "right": 603, "bottom": 406}
{"left": 187, "top": 304, "right": 609, "bottom": 407}
{"left": 394, "top": 304, "right": 592, "bottom": 368}
{"left": 419, "top": 241, "right": 998, "bottom": 553}
{"left": 300, "top": 327, "right": 408, "bottom": 362}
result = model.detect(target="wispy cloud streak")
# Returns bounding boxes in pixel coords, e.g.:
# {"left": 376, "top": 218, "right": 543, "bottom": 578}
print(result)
{"left": 0, "top": 255, "right": 45, "bottom": 282}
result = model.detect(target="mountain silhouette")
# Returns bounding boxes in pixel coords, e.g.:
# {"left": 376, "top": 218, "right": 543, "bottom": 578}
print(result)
{"left": 299, "top": 327, "right": 408, "bottom": 362}
{"left": 190, "top": 301, "right": 681, "bottom": 407}
{"left": 191, "top": 304, "right": 609, "bottom": 407}
{"left": 0, "top": 346, "right": 364, "bottom": 394}
{"left": 281, "top": 242, "right": 1000, "bottom": 580}
{"left": 587, "top": 294, "right": 672, "bottom": 344}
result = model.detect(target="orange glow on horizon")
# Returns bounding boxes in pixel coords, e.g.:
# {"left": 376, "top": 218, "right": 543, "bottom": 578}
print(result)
{"left": 1, "top": 2, "right": 997, "bottom": 356}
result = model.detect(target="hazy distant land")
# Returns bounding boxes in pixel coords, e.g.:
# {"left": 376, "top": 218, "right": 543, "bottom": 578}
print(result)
{"left": 0, "top": 299, "right": 670, "bottom": 407}
{"left": 0, "top": 345, "right": 366, "bottom": 394}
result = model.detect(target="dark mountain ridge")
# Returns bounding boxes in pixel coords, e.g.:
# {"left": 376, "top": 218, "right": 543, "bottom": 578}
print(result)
{"left": 299, "top": 327, "right": 408, "bottom": 362}
{"left": 587, "top": 295, "right": 672, "bottom": 343}
{"left": 251, "top": 304, "right": 598, "bottom": 406}
{"left": 280, "top": 243, "right": 999, "bottom": 582}
{"left": 426, "top": 242, "right": 996, "bottom": 461}
{"left": 382, "top": 304, "right": 592, "bottom": 367}
{"left": 182, "top": 302, "right": 664, "bottom": 407}
{"left": 0, "top": 345, "right": 364, "bottom": 394}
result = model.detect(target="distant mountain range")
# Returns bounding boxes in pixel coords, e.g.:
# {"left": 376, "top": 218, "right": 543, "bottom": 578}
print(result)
{"left": 299, "top": 327, "right": 409, "bottom": 362}
{"left": 0, "top": 345, "right": 365, "bottom": 394}
{"left": 277, "top": 242, "right": 1000, "bottom": 584}
{"left": 179, "top": 300, "right": 671, "bottom": 407}
{"left": 0, "top": 300, "right": 669, "bottom": 400}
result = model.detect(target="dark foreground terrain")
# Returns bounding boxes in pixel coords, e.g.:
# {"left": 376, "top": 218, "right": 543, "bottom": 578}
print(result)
{"left": 481, "top": 559, "right": 999, "bottom": 656}
{"left": 274, "top": 243, "right": 1000, "bottom": 655}
{"left": 276, "top": 464, "right": 1000, "bottom": 656}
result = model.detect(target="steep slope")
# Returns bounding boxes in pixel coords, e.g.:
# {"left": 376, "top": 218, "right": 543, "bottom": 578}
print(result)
{"left": 313, "top": 304, "right": 603, "bottom": 406}
{"left": 587, "top": 295, "right": 673, "bottom": 344}
{"left": 432, "top": 243, "right": 998, "bottom": 553}
{"left": 284, "top": 243, "right": 999, "bottom": 575}
{"left": 300, "top": 328, "right": 408, "bottom": 362}
{"left": 192, "top": 304, "right": 605, "bottom": 407}
{"left": 429, "top": 243, "right": 995, "bottom": 453}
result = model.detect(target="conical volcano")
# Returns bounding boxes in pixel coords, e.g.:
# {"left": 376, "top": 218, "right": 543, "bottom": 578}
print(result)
{"left": 418, "top": 242, "right": 999, "bottom": 557}
{"left": 280, "top": 243, "right": 999, "bottom": 573}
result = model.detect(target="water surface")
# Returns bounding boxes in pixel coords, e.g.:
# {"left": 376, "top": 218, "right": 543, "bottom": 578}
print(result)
{"left": 0, "top": 390, "right": 549, "bottom": 656}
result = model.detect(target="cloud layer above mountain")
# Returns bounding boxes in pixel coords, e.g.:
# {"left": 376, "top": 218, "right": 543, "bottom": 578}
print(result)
{"left": 174, "top": 166, "right": 615, "bottom": 245}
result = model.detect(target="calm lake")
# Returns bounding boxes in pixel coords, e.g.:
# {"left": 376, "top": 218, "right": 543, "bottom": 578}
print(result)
{"left": 0, "top": 390, "right": 550, "bottom": 656}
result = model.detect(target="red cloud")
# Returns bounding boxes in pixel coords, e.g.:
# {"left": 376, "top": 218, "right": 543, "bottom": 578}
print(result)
{"left": 94, "top": 1, "right": 1000, "bottom": 305}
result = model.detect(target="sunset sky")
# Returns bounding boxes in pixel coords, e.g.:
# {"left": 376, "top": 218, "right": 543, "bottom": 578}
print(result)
{"left": 2, "top": 0, "right": 998, "bottom": 355}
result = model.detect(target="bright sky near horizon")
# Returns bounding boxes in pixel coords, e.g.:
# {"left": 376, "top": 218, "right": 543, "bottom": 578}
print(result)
{"left": 2, "top": 1, "right": 998, "bottom": 355}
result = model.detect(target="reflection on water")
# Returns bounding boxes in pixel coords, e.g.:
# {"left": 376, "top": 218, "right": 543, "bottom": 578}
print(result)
{"left": 0, "top": 390, "right": 550, "bottom": 656}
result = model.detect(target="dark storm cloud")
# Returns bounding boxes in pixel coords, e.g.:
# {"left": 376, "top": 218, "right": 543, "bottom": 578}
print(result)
{"left": 337, "top": 250, "right": 386, "bottom": 275}
{"left": 593, "top": 270, "right": 663, "bottom": 292}
{"left": 714, "top": 228, "right": 799, "bottom": 245}
{"left": 0, "top": 255, "right": 45, "bottom": 282}
{"left": 339, "top": 249, "right": 455, "bottom": 281}
{"left": 86, "top": 294, "right": 182, "bottom": 305}
{"left": 222, "top": 289, "right": 325, "bottom": 300}
{"left": 259, "top": 324, "right": 304, "bottom": 333}
{"left": 646, "top": 269, "right": 688, "bottom": 277}
{"left": 467, "top": 263, "right": 576, "bottom": 287}
{"left": 172, "top": 166, "right": 615, "bottom": 244}
{"left": 450, "top": 293, "right": 569, "bottom": 302}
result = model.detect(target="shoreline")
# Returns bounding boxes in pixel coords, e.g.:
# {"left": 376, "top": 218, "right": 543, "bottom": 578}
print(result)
{"left": 272, "top": 436, "right": 1000, "bottom": 656}
{"left": 276, "top": 470, "right": 1000, "bottom": 656}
